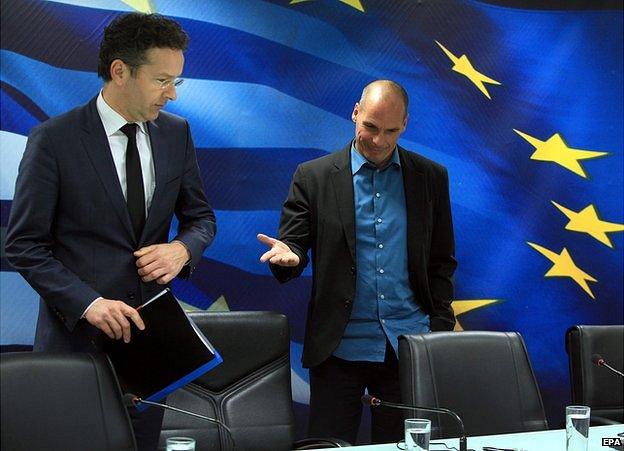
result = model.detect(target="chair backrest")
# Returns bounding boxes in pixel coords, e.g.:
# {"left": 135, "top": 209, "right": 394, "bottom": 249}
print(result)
{"left": 565, "top": 325, "right": 624, "bottom": 423}
{"left": 399, "top": 331, "right": 548, "bottom": 438}
{"left": 159, "top": 311, "right": 295, "bottom": 451}
{"left": 0, "top": 352, "right": 136, "bottom": 451}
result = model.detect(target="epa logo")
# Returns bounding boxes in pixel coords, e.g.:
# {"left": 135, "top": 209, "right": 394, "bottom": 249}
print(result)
{"left": 602, "top": 437, "right": 623, "bottom": 446}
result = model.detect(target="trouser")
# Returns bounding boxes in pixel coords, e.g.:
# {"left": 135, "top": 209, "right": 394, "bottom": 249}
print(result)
{"left": 308, "top": 341, "right": 403, "bottom": 445}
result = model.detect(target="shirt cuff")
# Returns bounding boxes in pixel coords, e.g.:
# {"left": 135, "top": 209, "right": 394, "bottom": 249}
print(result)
{"left": 81, "top": 297, "right": 103, "bottom": 319}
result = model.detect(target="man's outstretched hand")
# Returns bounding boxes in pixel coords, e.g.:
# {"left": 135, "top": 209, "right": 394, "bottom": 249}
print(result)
{"left": 257, "top": 233, "right": 300, "bottom": 267}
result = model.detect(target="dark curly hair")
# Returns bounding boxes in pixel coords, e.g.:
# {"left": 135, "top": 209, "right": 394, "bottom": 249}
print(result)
{"left": 98, "top": 13, "right": 189, "bottom": 81}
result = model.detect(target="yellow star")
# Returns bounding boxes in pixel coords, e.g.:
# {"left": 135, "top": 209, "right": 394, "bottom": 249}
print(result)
{"left": 452, "top": 299, "right": 500, "bottom": 331}
{"left": 290, "top": 0, "right": 365, "bottom": 12}
{"left": 552, "top": 201, "right": 624, "bottom": 248}
{"left": 208, "top": 295, "right": 231, "bottom": 312}
{"left": 179, "top": 300, "right": 201, "bottom": 313}
{"left": 435, "top": 41, "right": 501, "bottom": 99}
{"left": 179, "top": 295, "right": 230, "bottom": 312}
{"left": 120, "top": 0, "right": 154, "bottom": 13}
{"left": 527, "top": 242, "right": 597, "bottom": 299}
{"left": 514, "top": 129, "right": 608, "bottom": 178}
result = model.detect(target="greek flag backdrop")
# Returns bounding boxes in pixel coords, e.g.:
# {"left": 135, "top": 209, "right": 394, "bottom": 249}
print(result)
{"left": 1, "top": 0, "right": 622, "bottom": 437}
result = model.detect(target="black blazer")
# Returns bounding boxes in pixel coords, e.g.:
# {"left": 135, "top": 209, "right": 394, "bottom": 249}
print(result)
{"left": 271, "top": 144, "right": 456, "bottom": 368}
{"left": 5, "top": 97, "right": 216, "bottom": 352}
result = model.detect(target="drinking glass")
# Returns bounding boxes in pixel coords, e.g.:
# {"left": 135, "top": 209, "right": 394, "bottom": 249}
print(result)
{"left": 405, "top": 418, "right": 431, "bottom": 451}
{"left": 566, "top": 405, "right": 590, "bottom": 451}
{"left": 166, "top": 437, "right": 196, "bottom": 451}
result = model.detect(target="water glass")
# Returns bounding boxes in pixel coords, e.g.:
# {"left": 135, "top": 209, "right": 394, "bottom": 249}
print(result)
{"left": 166, "top": 437, "right": 196, "bottom": 451}
{"left": 566, "top": 405, "right": 590, "bottom": 451}
{"left": 405, "top": 418, "right": 431, "bottom": 451}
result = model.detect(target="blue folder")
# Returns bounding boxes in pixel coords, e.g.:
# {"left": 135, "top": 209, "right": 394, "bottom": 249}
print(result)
{"left": 105, "top": 288, "right": 223, "bottom": 411}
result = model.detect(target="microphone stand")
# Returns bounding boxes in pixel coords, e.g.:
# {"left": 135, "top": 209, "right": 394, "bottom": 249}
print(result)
{"left": 365, "top": 396, "right": 471, "bottom": 451}
{"left": 125, "top": 395, "right": 236, "bottom": 449}
{"left": 137, "top": 398, "right": 230, "bottom": 425}
{"left": 595, "top": 360, "right": 624, "bottom": 378}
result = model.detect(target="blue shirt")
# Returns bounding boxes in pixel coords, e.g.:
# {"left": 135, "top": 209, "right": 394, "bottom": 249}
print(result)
{"left": 333, "top": 144, "right": 430, "bottom": 362}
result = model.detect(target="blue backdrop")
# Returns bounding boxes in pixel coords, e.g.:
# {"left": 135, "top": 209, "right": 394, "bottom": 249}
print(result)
{"left": 1, "top": 0, "right": 622, "bottom": 441}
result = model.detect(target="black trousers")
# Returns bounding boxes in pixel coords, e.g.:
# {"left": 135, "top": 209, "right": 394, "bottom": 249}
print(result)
{"left": 127, "top": 404, "right": 165, "bottom": 451}
{"left": 308, "top": 342, "right": 403, "bottom": 445}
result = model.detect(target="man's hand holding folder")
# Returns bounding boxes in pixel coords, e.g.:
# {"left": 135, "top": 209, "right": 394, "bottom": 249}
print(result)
{"left": 85, "top": 299, "right": 145, "bottom": 343}
{"left": 105, "top": 289, "right": 223, "bottom": 410}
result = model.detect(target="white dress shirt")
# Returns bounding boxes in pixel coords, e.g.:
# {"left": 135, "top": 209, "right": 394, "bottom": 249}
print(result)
{"left": 96, "top": 91, "right": 156, "bottom": 215}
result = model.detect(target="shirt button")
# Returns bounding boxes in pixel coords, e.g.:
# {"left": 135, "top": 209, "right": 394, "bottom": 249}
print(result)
{"left": 377, "top": 218, "right": 382, "bottom": 223}
{"left": 379, "top": 268, "right": 384, "bottom": 274}
{"left": 380, "top": 294, "right": 385, "bottom": 300}
{"left": 378, "top": 244, "right": 383, "bottom": 249}
{"left": 375, "top": 193, "right": 381, "bottom": 198}
{"left": 381, "top": 319, "right": 386, "bottom": 324}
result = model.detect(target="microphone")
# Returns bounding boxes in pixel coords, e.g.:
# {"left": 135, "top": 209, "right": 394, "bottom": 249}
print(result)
{"left": 124, "top": 394, "right": 235, "bottom": 448}
{"left": 362, "top": 394, "right": 472, "bottom": 451}
{"left": 592, "top": 354, "right": 624, "bottom": 377}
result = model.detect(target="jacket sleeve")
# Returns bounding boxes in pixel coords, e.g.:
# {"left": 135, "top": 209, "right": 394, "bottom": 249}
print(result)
{"left": 171, "top": 120, "right": 216, "bottom": 277}
{"left": 428, "top": 166, "right": 457, "bottom": 332}
{"left": 4, "top": 125, "right": 100, "bottom": 331}
{"left": 269, "top": 164, "right": 311, "bottom": 283}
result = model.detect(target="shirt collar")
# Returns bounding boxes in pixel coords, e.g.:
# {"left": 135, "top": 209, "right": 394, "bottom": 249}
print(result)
{"left": 96, "top": 90, "right": 148, "bottom": 137}
{"left": 350, "top": 141, "right": 401, "bottom": 175}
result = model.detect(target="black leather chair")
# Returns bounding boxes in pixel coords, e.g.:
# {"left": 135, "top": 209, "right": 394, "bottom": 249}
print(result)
{"left": 0, "top": 352, "right": 136, "bottom": 451}
{"left": 565, "top": 325, "right": 623, "bottom": 424}
{"left": 159, "top": 311, "right": 347, "bottom": 450}
{"left": 399, "top": 331, "right": 548, "bottom": 439}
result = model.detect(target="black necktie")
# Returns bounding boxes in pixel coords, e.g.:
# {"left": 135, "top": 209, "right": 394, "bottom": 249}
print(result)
{"left": 120, "top": 123, "right": 145, "bottom": 239}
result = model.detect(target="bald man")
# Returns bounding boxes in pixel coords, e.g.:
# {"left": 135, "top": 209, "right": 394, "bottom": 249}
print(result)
{"left": 258, "top": 80, "right": 457, "bottom": 444}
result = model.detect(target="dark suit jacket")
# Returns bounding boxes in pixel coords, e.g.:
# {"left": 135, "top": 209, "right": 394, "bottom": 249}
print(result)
{"left": 271, "top": 144, "right": 457, "bottom": 368}
{"left": 5, "top": 97, "right": 216, "bottom": 352}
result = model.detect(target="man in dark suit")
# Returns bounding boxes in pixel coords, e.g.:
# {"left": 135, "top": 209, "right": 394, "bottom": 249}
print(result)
{"left": 5, "top": 13, "right": 215, "bottom": 450}
{"left": 258, "top": 80, "right": 456, "bottom": 444}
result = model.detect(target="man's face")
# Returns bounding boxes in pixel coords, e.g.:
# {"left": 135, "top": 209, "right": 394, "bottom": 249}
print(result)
{"left": 351, "top": 96, "right": 407, "bottom": 167}
{"left": 121, "top": 47, "right": 184, "bottom": 122}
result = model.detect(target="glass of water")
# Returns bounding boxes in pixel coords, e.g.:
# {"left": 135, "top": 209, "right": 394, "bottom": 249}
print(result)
{"left": 566, "top": 405, "right": 590, "bottom": 451}
{"left": 405, "top": 418, "right": 431, "bottom": 451}
{"left": 166, "top": 437, "right": 196, "bottom": 451}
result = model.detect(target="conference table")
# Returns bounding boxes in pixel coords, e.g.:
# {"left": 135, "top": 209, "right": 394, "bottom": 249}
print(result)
{"left": 311, "top": 425, "right": 623, "bottom": 451}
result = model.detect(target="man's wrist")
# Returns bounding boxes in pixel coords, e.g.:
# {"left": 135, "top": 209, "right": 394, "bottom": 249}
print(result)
{"left": 171, "top": 239, "right": 191, "bottom": 265}
{"left": 82, "top": 296, "right": 103, "bottom": 319}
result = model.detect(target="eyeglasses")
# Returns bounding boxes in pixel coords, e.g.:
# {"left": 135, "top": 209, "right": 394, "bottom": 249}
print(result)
{"left": 154, "top": 78, "right": 184, "bottom": 90}
{"left": 120, "top": 60, "right": 184, "bottom": 90}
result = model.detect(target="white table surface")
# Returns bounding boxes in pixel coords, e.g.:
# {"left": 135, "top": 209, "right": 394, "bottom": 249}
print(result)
{"left": 307, "top": 424, "right": 623, "bottom": 451}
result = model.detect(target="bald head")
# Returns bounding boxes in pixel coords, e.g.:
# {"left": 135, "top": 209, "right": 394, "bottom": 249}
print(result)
{"left": 351, "top": 79, "right": 409, "bottom": 167}
{"left": 359, "top": 80, "right": 409, "bottom": 119}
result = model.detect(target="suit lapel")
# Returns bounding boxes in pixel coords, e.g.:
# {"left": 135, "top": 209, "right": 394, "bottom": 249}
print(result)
{"left": 399, "top": 147, "right": 427, "bottom": 271}
{"left": 330, "top": 146, "right": 356, "bottom": 262}
{"left": 143, "top": 119, "right": 169, "bottom": 242}
{"left": 81, "top": 98, "right": 135, "bottom": 241}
